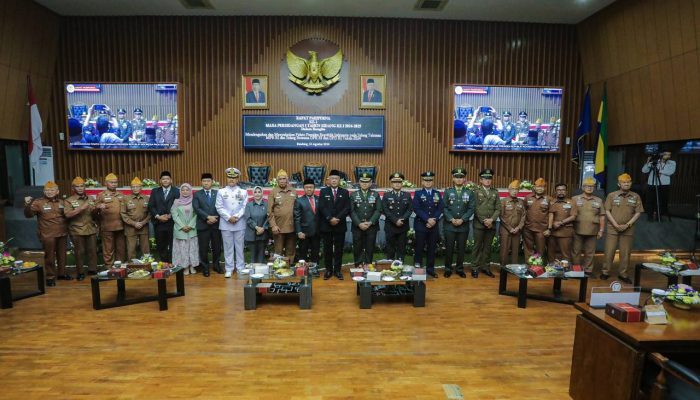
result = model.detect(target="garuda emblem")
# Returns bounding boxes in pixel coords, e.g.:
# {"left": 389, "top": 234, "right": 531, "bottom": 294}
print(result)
{"left": 286, "top": 49, "right": 343, "bottom": 94}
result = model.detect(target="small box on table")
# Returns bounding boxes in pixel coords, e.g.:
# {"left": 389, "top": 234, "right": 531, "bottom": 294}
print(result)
{"left": 605, "top": 303, "right": 644, "bottom": 322}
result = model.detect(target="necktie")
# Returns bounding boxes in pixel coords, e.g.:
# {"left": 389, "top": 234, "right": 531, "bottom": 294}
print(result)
{"left": 427, "top": 190, "right": 431, "bottom": 197}
{"left": 164, "top": 188, "right": 169, "bottom": 198}
{"left": 369, "top": 91, "right": 373, "bottom": 101}
{"left": 206, "top": 191, "right": 211, "bottom": 202}
{"left": 333, "top": 189, "right": 337, "bottom": 201}
{"left": 309, "top": 196, "right": 315, "bottom": 214}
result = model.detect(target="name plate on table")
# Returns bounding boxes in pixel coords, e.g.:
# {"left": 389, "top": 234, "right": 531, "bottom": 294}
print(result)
{"left": 242, "top": 115, "right": 385, "bottom": 150}
{"left": 590, "top": 285, "right": 642, "bottom": 309}
{"left": 644, "top": 305, "right": 669, "bottom": 325}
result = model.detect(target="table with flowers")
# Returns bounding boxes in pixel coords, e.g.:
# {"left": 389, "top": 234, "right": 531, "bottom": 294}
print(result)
{"left": 634, "top": 252, "right": 699, "bottom": 293}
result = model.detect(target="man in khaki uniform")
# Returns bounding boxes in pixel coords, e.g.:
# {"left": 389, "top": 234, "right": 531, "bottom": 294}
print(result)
{"left": 500, "top": 180, "right": 526, "bottom": 267}
{"left": 472, "top": 168, "right": 501, "bottom": 278}
{"left": 602, "top": 173, "right": 643, "bottom": 283}
{"left": 524, "top": 177, "right": 552, "bottom": 262}
{"left": 350, "top": 172, "right": 382, "bottom": 266}
{"left": 95, "top": 173, "right": 126, "bottom": 267}
{"left": 572, "top": 177, "right": 605, "bottom": 276}
{"left": 121, "top": 177, "right": 151, "bottom": 260}
{"left": 547, "top": 183, "right": 577, "bottom": 262}
{"left": 268, "top": 169, "right": 297, "bottom": 261}
{"left": 24, "top": 181, "right": 69, "bottom": 286}
{"left": 64, "top": 176, "right": 98, "bottom": 280}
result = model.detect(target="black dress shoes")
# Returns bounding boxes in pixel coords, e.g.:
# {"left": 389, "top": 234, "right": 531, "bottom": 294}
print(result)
{"left": 76, "top": 273, "right": 86, "bottom": 281}
{"left": 618, "top": 275, "right": 632, "bottom": 284}
{"left": 203, "top": 267, "right": 210, "bottom": 277}
{"left": 335, "top": 271, "right": 344, "bottom": 280}
{"left": 428, "top": 271, "right": 438, "bottom": 278}
{"left": 444, "top": 270, "right": 452, "bottom": 278}
{"left": 46, "top": 279, "right": 56, "bottom": 287}
{"left": 57, "top": 274, "right": 73, "bottom": 281}
{"left": 471, "top": 270, "right": 479, "bottom": 278}
{"left": 324, "top": 270, "right": 332, "bottom": 280}
{"left": 457, "top": 271, "right": 467, "bottom": 278}
{"left": 482, "top": 269, "right": 495, "bottom": 278}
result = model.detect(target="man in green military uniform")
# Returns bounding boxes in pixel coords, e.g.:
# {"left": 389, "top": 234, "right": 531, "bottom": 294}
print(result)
{"left": 442, "top": 167, "right": 475, "bottom": 278}
{"left": 472, "top": 168, "right": 501, "bottom": 278}
{"left": 350, "top": 172, "right": 382, "bottom": 266}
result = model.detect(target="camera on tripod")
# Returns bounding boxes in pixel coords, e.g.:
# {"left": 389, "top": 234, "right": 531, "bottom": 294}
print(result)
{"left": 644, "top": 143, "right": 662, "bottom": 164}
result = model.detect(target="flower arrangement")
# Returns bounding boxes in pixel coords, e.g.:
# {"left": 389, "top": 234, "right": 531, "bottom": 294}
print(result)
{"left": 402, "top": 180, "right": 415, "bottom": 188}
{"left": 212, "top": 180, "right": 221, "bottom": 188}
{"left": 84, "top": 178, "right": 100, "bottom": 188}
{"left": 1, "top": 252, "right": 15, "bottom": 267}
{"left": 465, "top": 181, "right": 477, "bottom": 191}
{"left": 149, "top": 237, "right": 157, "bottom": 252}
{"left": 138, "top": 253, "right": 155, "bottom": 264}
{"left": 268, "top": 178, "right": 278, "bottom": 187}
{"left": 339, "top": 179, "right": 348, "bottom": 189}
{"left": 142, "top": 179, "right": 158, "bottom": 188}
{"left": 659, "top": 252, "right": 677, "bottom": 266}
{"left": 0, "top": 238, "right": 12, "bottom": 255}
{"left": 527, "top": 253, "right": 544, "bottom": 266}
{"left": 665, "top": 284, "right": 700, "bottom": 309}
{"left": 519, "top": 180, "right": 533, "bottom": 190}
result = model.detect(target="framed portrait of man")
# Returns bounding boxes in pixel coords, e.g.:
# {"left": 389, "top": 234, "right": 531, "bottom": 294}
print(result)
{"left": 242, "top": 75, "right": 268, "bottom": 109}
{"left": 360, "top": 74, "right": 385, "bottom": 109}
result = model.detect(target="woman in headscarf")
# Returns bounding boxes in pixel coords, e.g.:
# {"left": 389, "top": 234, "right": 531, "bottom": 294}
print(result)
{"left": 244, "top": 186, "right": 269, "bottom": 264}
{"left": 171, "top": 183, "right": 199, "bottom": 275}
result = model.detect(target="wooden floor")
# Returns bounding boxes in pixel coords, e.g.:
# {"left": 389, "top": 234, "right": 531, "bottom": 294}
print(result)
{"left": 0, "top": 254, "right": 685, "bottom": 399}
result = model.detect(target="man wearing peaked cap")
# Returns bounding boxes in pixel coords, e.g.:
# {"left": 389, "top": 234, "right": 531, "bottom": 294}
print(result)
{"left": 318, "top": 168, "right": 351, "bottom": 280}
{"left": 412, "top": 171, "right": 443, "bottom": 277}
{"left": 523, "top": 177, "right": 552, "bottom": 262}
{"left": 600, "top": 173, "right": 643, "bottom": 283}
{"left": 64, "top": 176, "right": 98, "bottom": 280}
{"left": 24, "top": 181, "right": 69, "bottom": 286}
{"left": 382, "top": 172, "right": 413, "bottom": 262}
{"left": 131, "top": 107, "right": 146, "bottom": 140}
{"left": 116, "top": 108, "right": 133, "bottom": 141}
{"left": 269, "top": 168, "right": 297, "bottom": 262}
{"left": 193, "top": 172, "right": 222, "bottom": 276}
{"left": 96, "top": 173, "right": 126, "bottom": 268}
{"left": 572, "top": 176, "right": 605, "bottom": 276}
{"left": 515, "top": 111, "right": 530, "bottom": 144}
{"left": 121, "top": 177, "right": 151, "bottom": 261}
{"left": 500, "top": 180, "right": 526, "bottom": 267}
{"left": 216, "top": 167, "right": 248, "bottom": 278}
{"left": 149, "top": 170, "right": 180, "bottom": 263}
{"left": 350, "top": 173, "right": 382, "bottom": 267}
{"left": 442, "top": 167, "right": 475, "bottom": 278}
{"left": 472, "top": 168, "right": 501, "bottom": 278}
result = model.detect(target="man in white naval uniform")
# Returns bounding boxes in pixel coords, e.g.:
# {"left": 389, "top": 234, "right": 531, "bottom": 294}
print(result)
{"left": 215, "top": 167, "right": 248, "bottom": 278}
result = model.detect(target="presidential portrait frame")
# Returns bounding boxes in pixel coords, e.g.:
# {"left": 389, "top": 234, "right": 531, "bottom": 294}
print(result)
{"left": 242, "top": 74, "right": 269, "bottom": 109}
{"left": 360, "top": 74, "right": 386, "bottom": 109}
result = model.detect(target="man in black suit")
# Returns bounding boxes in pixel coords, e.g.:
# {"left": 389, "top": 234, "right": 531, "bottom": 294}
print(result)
{"left": 294, "top": 178, "right": 320, "bottom": 265}
{"left": 193, "top": 173, "right": 222, "bottom": 276}
{"left": 148, "top": 171, "right": 180, "bottom": 262}
{"left": 318, "top": 169, "right": 351, "bottom": 280}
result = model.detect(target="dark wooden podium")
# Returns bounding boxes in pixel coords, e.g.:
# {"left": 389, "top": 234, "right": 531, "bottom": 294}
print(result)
{"left": 569, "top": 303, "right": 700, "bottom": 400}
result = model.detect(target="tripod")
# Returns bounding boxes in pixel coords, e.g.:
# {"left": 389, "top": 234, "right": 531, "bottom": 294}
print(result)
{"left": 648, "top": 161, "right": 663, "bottom": 223}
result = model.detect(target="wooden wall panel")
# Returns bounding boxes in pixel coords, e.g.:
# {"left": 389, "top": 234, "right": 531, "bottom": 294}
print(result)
{"left": 45, "top": 16, "right": 584, "bottom": 191}
{"left": 0, "top": 0, "right": 59, "bottom": 141}
{"left": 579, "top": 0, "right": 700, "bottom": 146}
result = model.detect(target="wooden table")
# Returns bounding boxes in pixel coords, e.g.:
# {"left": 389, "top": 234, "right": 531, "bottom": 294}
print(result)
{"left": 355, "top": 278, "right": 427, "bottom": 309}
{"left": 0, "top": 266, "right": 45, "bottom": 309}
{"left": 569, "top": 303, "right": 700, "bottom": 399}
{"left": 498, "top": 269, "right": 587, "bottom": 308}
{"left": 244, "top": 273, "right": 312, "bottom": 310}
{"left": 91, "top": 268, "right": 185, "bottom": 311}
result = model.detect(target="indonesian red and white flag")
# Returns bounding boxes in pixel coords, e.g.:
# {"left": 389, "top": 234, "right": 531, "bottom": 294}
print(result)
{"left": 27, "top": 76, "right": 43, "bottom": 165}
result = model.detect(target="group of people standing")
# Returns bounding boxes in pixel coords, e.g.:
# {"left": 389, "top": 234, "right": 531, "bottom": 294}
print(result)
{"left": 24, "top": 166, "right": 642, "bottom": 287}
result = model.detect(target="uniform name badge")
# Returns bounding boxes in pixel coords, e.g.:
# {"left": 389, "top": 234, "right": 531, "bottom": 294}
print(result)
{"left": 104, "top": 197, "right": 112, "bottom": 202}
{"left": 563, "top": 203, "right": 572, "bottom": 209}
{"left": 463, "top": 192, "right": 468, "bottom": 201}
{"left": 42, "top": 204, "right": 52, "bottom": 211}
{"left": 627, "top": 198, "right": 637, "bottom": 205}
{"left": 128, "top": 202, "right": 136, "bottom": 209}
{"left": 576, "top": 200, "right": 584, "bottom": 207}
{"left": 506, "top": 204, "right": 513, "bottom": 210}
{"left": 527, "top": 199, "right": 534, "bottom": 205}
{"left": 433, "top": 193, "right": 440, "bottom": 203}
{"left": 71, "top": 201, "right": 80, "bottom": 208}
{"left": 369, "top": 196, "right": 375, "bottom": 204}
{"left": 592, "top": 202, "right": 601, "bottom": 208}
{"left": 613, "top": 198, "right": 621, "bottom": 206}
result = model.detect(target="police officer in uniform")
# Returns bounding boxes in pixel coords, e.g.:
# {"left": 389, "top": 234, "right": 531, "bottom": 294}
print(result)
{"left": 64, "top": 176, "right": 98, "bottom": 279}
{"left": 547, "top": 183, "right": 577, "bottom": 262}
{"left": 412, "top": 171, "right": 443, "bottom": 278}
{"left": 500, "top": 180, "right": 526, "bottom": 267}
{"left": 268, "top": 169, "right": 297, "bottom": 262}
{"left": 515, "top": 111, "right": 530, "bottom": 144}
{"left": 572, "top": 177, "right": 605, "bottom": 276}
{"left": 601, "top": 173, "right": 643, "bottom": 283}
{"left": 131, "top": 107, "right": 146, "bottom": 140}
{"left": 381, "top": 172, "right": 413, "bottom": 262}
{"left": 500, "top": 111, "right": 516, "bottom": 144}
{"left": 472, "top": 169, "right": 501, "bottom": 278}
{"left": 24, "top": 181, "right": 69, "bottom": 286}
{"left": 523, "top": 177, "right": 552, "bottom": 262}
{"left": 116, "top": 108, "right": 133, "bottom": 141}
{"left": 442, "top": 167, "right": 475, "bottom": 278}
{"left": 120, "top": 177, "right": 151, "bottom": 261}
{"left": 95, "top": 173, "right": 126, "bottom": 268}
{"left": 350, "top": 172, "right": 382, "bottom": 266}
